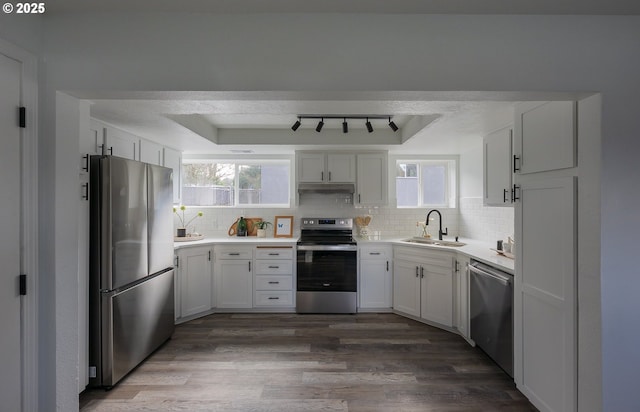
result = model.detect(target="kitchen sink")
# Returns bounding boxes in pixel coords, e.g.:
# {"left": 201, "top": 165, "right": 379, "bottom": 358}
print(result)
{"left": 401, "top": 237, "right": 467, "bottom": 247}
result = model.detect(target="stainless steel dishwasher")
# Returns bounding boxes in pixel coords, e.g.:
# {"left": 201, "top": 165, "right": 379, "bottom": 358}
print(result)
{"left": 469, "top": 260, "right": 514, "bottom": 378}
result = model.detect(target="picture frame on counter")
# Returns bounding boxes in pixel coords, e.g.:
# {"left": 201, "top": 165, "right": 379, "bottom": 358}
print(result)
{"left": 274, "top": 216, "right": 293, "bottom": 238}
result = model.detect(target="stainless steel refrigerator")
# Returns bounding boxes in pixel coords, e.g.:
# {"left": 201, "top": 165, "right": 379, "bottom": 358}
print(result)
{"left": 89, "top": 155, "right": 175, "bottom": 388}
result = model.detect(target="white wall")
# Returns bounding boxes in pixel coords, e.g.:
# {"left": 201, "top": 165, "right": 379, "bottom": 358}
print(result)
{"left": 4, "top": 11, "right": 638, "bottom": 411}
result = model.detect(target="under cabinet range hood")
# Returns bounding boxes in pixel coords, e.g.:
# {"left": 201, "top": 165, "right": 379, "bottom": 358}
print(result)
{"left": 297, "top": 183, "right": 355, "bottom": 194}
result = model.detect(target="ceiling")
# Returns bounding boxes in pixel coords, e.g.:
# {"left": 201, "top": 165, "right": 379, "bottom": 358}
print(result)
{"left": 47, "top": 0, "right": 640, "bottom": 15}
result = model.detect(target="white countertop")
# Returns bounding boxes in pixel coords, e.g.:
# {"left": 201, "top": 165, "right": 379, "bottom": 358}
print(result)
{"left": 174, "top": 236, "right": 298, "bottom": 250}
{"left": 357, "top": 237, "right": 515, "bottom": 274}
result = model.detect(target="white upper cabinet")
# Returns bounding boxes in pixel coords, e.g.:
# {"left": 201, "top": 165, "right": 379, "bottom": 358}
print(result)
{"left": 483, "top": 126, "right": 513, "bottom": 206}
{"left": 103, "top": 126, "right": 138, "bottom": 161}
{"left": 297, "top": 152, "right": 355, "bottom": 183}
{"left": 356, "top": 153, "right": 388, "bottom": 205}
{"left": 163, "top": 147, "right": 182, "bottom": 204}
{"left": 83, "top": 120, "right": 105, "bottom": 156}
{"left": 514, "top": 101, "right": 576, "bottom": 174}
{"left": 140, "top": 139, "right": 163, "bottom": 165}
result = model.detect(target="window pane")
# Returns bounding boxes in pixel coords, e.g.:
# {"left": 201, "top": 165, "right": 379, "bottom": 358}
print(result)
{"left": 421, "top": 164, "right": 446, "bottom": 205}
{"left": 396, "top": 163, "right": 419, "bottom": 207}
{"left": 238, "top": 164, "right": 289, "bottom": 205}
{"left": 182, "top": 163, "right": 235, "bottom": 206}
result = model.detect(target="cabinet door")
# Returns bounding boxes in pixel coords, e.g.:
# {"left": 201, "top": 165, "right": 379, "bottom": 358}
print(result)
{"left": 357, "top": 153, "right": 388, "bottom": 205}
{"left": 360, "top": 259, "right": 392, "bottom": 309}
{"left": 393, "top": 258, "right": 421, "bottom": 317}
{"left": 215, "top": 260, "right": 253, "bottom": 308}
{"left": 179, "top": 247, "right": 213, "bottom": 317}
{"left": 514, "top": 176, "right": 576, "bottom": 412}
{"left": 484, "top": 127, "right": 513, "bottom": 206}
{"left": 104, "top": 127, "right": 138, "bottom": 160}
{"left": 455, "top": 254, "right": 471, "bottom": 338}
{"left": 163, "top": 147, "right": 182, "bottom": 204}
{"left": 514, "top": 101, "right": 576, "bottom": 174}
{"left": 421, "top": 264, "right": 454, "bottom": 327}
{"left": 327, "top": 154, "right": 356, "bottom": 182}
{"left": 82, "top": 120, "right": 105, "bottom": 156}
{"left": 140, "top": 139, "right": 163, "bottom": 165}
{"left": 298, "top": 153, "right": 326, "bottom": 182}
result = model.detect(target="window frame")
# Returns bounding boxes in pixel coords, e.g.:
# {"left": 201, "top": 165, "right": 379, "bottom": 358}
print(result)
{"left": 392, "top": 156, "right": 459, "bottom": 209}
{"left": 181, "top": 155, "right": 293, "bottom": 208}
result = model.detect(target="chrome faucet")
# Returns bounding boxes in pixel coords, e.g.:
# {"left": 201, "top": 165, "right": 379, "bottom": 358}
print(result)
{"left": 426, "top": 209, "right": 448, "bottom": 240}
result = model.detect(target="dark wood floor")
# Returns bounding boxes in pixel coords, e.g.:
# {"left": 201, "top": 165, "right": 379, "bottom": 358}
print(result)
{"left": 80, "top": 313, "right": 537, "bottom": 411}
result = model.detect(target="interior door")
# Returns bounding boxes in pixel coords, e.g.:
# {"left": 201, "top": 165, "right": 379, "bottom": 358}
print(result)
{"left": 0, "top": 51, "right": 23, "bottom": 412}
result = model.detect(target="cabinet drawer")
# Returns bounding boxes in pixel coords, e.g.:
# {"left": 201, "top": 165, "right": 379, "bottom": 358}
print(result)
{"left": 255, "top": 275, "right": 293, "bottom": 290}
{"left": 359, "top": 246, "right": 392, "bottom": 260}
{"left": 215, "top": 246, "right": 253, "bottom": 260}
{"left": 255, "top": 260, "right": 293, "bottom": 275}
{"left": 254, "top": 291, "right": 293, "bottom": 306}
{"left": 255, "top": 247, "right": 294, "bottom": 260}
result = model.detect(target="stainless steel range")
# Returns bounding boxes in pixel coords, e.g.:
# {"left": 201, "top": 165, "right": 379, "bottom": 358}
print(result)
{"left": 296, "top": 218, "right": 357, "bottom": 313}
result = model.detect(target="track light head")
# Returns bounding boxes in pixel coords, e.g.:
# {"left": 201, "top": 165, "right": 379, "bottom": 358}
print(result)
{"left": 388, "top": 117, "right": 399, "bottom": 132}
{"left": 342, "top": 118, "right": 348, "bottom": 133}
{"left": 316, "top": 119, "right": 324, "bottom": 132}
{"left": 366, "top": 118, "right": 373, "bottom": 133}
{"left": 291, "top": 118, "right": 301, "bottom": 131}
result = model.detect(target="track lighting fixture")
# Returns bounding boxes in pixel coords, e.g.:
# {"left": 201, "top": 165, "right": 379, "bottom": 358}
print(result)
{"left": 365, "top": 118, "right": 373, "bottom": 133}
{"left": 291, "top": 115, "right": 398, "bottom": 133}
{"left": 388, "top": 117, "right": 399, "bottom": 132}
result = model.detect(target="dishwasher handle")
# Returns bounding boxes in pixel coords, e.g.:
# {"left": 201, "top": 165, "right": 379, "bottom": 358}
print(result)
{"left": 469, "top": 263, "right": 512, "bottom": 285}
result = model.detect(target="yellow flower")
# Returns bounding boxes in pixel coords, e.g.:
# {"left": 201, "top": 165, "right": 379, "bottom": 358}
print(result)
{"left": 173, "top": 205, "right": 203, "bottom": 228}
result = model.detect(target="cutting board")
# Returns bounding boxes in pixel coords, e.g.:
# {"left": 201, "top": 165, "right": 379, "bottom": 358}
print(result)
{"left": 228, "top": 217, "right": 263, "bottom": 236}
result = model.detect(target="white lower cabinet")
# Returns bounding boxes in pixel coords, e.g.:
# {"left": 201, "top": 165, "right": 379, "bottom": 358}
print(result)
{"left": 358, "top": 245, "right": 393, "bottom": 310}
{"left": 393, "top": 246, "right": 454, "bottom": 327}
{"left": 254, "top": 246, "right": 294, "bottom": 308}
{"left": 455, "top": 254, "right": 471, "bottom": 339}
{"left": 215, "top": 246, "right": 254, "bottom": 309}
{"left": 175, "top": 246, "right": 213, "bottom": 320}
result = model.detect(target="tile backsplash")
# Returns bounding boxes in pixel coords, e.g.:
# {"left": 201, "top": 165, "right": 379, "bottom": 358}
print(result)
{"left": 176, "top": 193, "right": 512, "bottom": 244}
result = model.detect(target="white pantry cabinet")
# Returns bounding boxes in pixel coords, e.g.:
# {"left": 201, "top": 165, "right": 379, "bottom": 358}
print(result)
{"left": 358, "top": 245, "right": 393, "bottom": 310}
{"left": 393, "top": 246, "right": 454, "bottom": 327}
{"left": 214, "top": 245, "right": 254, "bottom": 309}
{"left": 163, "top": 147, "right": 182, "bottom": 204}
{"left": 297, "top": 152, "right": 356, "bottom": 183}
{"left": 176, "top": 245, "right": 213, "bottom": 320}
{"left": 514, "top": 101, "right": 576, "bottom": 174}
{"left": 356, "top": 153, "right": 388, "bottom": 205}
{"left": 483, "top": 126, "right": 513, "bottom": 206}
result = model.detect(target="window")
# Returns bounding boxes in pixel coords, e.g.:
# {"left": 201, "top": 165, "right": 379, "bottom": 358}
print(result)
{"left": 396, "top": 159, "right": 457, "bottom": 208}
{"left": 182, "top": 159, "right": 290, "bottom": 207}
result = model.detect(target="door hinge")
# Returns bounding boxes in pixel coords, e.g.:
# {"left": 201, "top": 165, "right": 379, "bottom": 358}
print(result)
{"left": 19, "top": 274, "right": 27, "bottom": 295}
{"left": 19, "top": 107, "right": 26, "bottom": 128}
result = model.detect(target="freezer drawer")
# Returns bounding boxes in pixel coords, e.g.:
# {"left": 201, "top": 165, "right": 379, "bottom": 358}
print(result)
{"left": 98, "top": 269, "right": 175, "bottom": 387}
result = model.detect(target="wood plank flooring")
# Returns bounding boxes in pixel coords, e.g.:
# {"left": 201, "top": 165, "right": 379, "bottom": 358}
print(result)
{"left": 80, "top": 313, "right": 537, "bottom": 411}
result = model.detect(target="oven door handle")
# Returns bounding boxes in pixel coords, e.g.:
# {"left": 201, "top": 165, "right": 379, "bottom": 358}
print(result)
{"left": 469, "top": 264, "right": 511, "bottom": 285}
{"left": 297, "top": 245, "right": 357, "bottom": 251}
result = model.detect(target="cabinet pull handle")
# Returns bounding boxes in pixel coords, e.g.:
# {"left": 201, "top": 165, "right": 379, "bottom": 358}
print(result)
{"left": 268, "top": 297, "right": 280, "bottom": 300}
{"left": 358, "top": 194, "right": 361, "bottom": 203}
{"left": 420, "top": 266, "right": 424, "bottom": 278}
{"left": 82, "top": 154, "right": 89, "bottom": 172}
{"left": 386, "top": 261, "right": 389, "bottom": 271}
{"left": 321, "top": 171, "right": 324, "bottom": 181}
{"left": 328, "top": 171, "right": 332, "bottom": 181}
{"left": 229, "top": 253, "right": 240, "bottom": 256}
{"left": 512, "top": 184, "right": 521, "bottom": 202}
{"left": 208, "top": 251, "right": 211, "bottom": 261}
{"left": 82, "top": 183, "right": 89, "bottom": 201}
{"left": 415, "top": 266, "right": 419, "bottom": 277}
{"left": 268, "top": 253, "right": 280, "bottom": 256}
{"left": 455, "top": 260, "right": 460, "bottom": 272}
{"left": 248, "top": 261, "right": 252, "bottom": 272}
{"left": 108, "top": 146, "right": 113, "bottom": 155}
{"left": 268, "top": 266, "right": 280, "bottom": 269}
{"left": 175, "top": 256, "right": 179, "bottom": 268}
{"left": 369, "top": 252, "right": 381, "bottom": 255}
{"left": 503, "top": 188, "right": 508, "bottom": 203}
{"left": 268, "top": 281, "right": 280, "bottom": 284}
{"left": 513, "top": 155, "right": 521, "bottom": 173}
